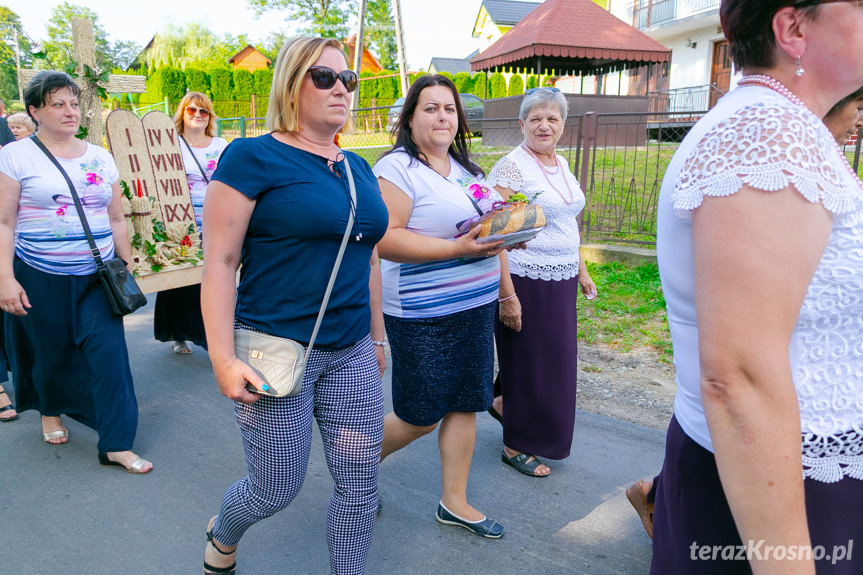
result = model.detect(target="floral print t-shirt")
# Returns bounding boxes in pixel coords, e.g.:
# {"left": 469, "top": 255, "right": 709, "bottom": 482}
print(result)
{"left": 373, "top": 149, "right": 502, "bottom": 319}
{"left": 181, "top": 136, "right": 228, "bottom": 229}
{"left": 0, "top": 139, "right": 119, "bottom": 276}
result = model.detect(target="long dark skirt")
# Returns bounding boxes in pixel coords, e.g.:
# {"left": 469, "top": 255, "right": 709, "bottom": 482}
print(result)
{"left": 8, "top": 259, "right": 138, "bottom": 452}
{"left": 153, "top": 284, "right": 207, "bottom": 349}
{"left": 494, "top": 274, "right": 578, "bottom": 459}
{"left": 384, "top": 302, "right": 496, "bottom": 427}
{"left": 651, "top": 416, "right": 863, "bottom": 574}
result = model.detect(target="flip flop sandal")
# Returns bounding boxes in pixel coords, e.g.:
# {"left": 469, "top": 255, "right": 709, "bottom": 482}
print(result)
{"left": 98, "top": 451, "right": 153, "bottom": 474}
{"left": 0, "top": 385, "right": 17, "bottom": 421}
{"left": 501, "top": 451, "right": 550, "bottom": 478}
{"left": 173, "top": 341, "right": 193, "bottom": 354}
{"left": 43, "top": 429, "right": 69, "bottom": 443}
{"left": 626, "top": 479, "right": 654, "bottom": 540}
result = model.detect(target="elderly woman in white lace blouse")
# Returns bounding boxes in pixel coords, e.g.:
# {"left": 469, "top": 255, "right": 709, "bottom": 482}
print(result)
{"left": 639, "top": 1, "right": 863, "bottom": 573}
{"left": 484, "top": 87, "right": 596, "bottom": 478}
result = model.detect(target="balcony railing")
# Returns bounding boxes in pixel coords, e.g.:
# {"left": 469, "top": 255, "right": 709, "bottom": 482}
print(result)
{"left": 647, "top": 84, "right": 726, "bottom": 118}
{"left": 625, "top": 0, "right": 719, "bottom": 29}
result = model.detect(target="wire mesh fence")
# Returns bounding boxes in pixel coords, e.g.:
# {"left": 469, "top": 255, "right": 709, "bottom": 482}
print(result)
{"left": 211, "top": 106, "right": 863, "bottom": 248}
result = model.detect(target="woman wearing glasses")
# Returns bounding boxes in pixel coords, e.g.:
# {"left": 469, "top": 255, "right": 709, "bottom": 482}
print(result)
{"left": 645, "top": 0, "right": 863, "bottom": 572}
{"left": 485, "top": 87, "right": 595, "bottom": 478}
{"left": 153, "top": 92, "right": 227, "bottom": 354}
{"left": 200, "top": 37, "right": 388, "bottom": 575}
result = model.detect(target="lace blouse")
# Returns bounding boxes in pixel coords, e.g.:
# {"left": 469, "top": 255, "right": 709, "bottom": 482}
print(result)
{"left": 658, "top": 85, "right": 863, "bottom": 483}
{"left": 486, "top": 145, "right": 586, "bottom": 281}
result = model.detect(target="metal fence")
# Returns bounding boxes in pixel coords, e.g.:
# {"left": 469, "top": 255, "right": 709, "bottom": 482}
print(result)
{"left": 214, "top": 108, "right": 863, "bottom": 248}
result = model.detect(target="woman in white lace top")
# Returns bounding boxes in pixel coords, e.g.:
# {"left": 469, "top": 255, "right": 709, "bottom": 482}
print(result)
{"left": 642, "top": 1, "right": 863, "bottom": 573}
{"left": 485, "top": 87, "right": 596, "bottom": 478}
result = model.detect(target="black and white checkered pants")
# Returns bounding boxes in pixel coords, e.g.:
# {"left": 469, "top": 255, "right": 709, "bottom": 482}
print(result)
{"left": 211, "top": 335, "right": 384, "bottom": 575}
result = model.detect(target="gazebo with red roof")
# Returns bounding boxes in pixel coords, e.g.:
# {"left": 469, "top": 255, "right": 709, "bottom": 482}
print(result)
{"left": 470, "top": 0, "right": 670, "bottom": 78}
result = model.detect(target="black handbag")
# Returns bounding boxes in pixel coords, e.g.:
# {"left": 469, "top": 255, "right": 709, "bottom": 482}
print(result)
{"left": 31, "top": 135, "right": 146, "bottom": 316}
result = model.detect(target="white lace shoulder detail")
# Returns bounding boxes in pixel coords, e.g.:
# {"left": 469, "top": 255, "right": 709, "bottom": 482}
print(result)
{"left": 672, "top": 101, "right": 862, "bottom": 218}
{"left": 486, "top": 156, "right": 525, "bottom": 192}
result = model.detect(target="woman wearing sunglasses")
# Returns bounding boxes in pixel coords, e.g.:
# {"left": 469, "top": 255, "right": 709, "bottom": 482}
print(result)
{"left": 200, "top": 37, "right": 388, "bottom": 575}
{"left": 153, "top": 92, "right": 227, "bottom": 355}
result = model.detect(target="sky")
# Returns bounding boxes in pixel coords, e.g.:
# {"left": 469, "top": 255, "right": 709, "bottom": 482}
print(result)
{"left": 5, "top": 0, "right": 487, "bottom": 71}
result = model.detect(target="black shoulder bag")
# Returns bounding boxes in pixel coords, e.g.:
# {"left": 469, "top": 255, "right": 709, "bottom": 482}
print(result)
{"left": 31, "top": 135, "right": 146, "bottom": 316}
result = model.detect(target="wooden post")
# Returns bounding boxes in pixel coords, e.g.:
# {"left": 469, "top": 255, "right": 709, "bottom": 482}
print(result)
{"left": 72, "top": 18, "right": 103, "bottom": 145}
{"left": 393, "top": 0, "right": 409, "bottom": 97}
{"left": 351, "top": 0, "right": 367, "bottom": 112}
{"left": 18, "top": 18, "right": 146, "bottom": 140}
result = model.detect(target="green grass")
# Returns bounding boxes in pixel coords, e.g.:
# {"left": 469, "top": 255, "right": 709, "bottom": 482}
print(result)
{"left": 577, "top": 259, "right": 671, "bottom": 360}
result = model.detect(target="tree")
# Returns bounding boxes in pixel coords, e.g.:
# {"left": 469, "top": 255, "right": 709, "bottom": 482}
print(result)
{"left": 248, "top": 0, "right": 354, "bottom": 39}
{"left": 141, "top": 24, "right": 249, "bottom": 71}
{"left": 42, "top": 3, "right": 114, "bottom": 71}
{"left": 0, "top": 7, "right": 33, "bottom": 102}
{"left": 109, "top": 40, "right": 142, "bottom": 71}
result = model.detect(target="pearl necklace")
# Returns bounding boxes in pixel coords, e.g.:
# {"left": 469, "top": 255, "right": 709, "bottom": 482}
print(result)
{"left": 520, "top": 143, "right": 574, "bottom": 204}
{"left": 736, "top": 74, "right": 806, "bottom": 108}
{"left": 737, "top": 74, "right": 863, "bottom": 189}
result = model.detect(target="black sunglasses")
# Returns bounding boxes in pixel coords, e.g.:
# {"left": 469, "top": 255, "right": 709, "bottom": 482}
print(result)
{"left": 307, "top": 66, "right": 358, "bottom": 93}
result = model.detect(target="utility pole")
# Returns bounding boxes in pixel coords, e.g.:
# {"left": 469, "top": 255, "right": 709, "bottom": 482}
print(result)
{"left": 351, "top": 0, "right": 367, "bottom": 113}
{"left": 392, "top": 0, "right": 409, "bottom": 97}
{"left": 13, "top": 27, "right": 22, "bottom": 103}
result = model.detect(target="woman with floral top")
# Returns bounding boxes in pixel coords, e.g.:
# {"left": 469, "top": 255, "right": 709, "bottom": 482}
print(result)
{"left": 373, "top": 74, "right": 508, "bottom": 538}
{"left": 153, "top": 92, "right": 227, "bottom": 354}
{"left": 0, "top": 71, "right": 151, "bottom": 473}
{"left": 485, "top": 87, "right": 596, "bottom": 478}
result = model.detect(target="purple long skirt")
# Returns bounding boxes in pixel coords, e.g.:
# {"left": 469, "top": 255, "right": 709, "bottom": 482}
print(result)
{"left": 651, "top": 416, "right": 863, "bottom": 574}
{"left": 494, "top": 274, "right": 578, "bottom": 460}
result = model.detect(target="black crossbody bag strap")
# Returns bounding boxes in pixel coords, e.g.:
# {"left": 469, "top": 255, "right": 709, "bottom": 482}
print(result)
{"left": 30, "top": 135, "right": 106, "bottom": 270}
{"left": 180, "top": 135, "right": 209, "bottom": 184}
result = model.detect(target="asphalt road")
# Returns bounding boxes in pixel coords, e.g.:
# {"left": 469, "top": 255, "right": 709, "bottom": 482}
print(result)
{"left": 0, "top": 296, "right": 664, "bottom": 575}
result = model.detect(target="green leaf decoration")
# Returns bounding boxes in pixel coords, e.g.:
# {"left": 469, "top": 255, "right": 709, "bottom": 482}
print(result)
{"left": 75, "top": 125, "right": 88, "bottom": 140}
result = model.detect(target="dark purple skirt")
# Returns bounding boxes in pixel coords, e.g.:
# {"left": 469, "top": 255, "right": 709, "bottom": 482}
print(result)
{"left": 651, "top": 416, "right": 863, "bottom": 574}
{"left": 494, "top": 274, "right": 578, "bottom": 459}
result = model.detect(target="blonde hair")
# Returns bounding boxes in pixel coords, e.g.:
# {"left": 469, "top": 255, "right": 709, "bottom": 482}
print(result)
{"left": 266, "top": 36, "right": 354, "bottom": 134}
{"left": 173, "top": 92, "right": 217, "bottom": 137}
{"left": 7, "top": 112, "right": 35, "bottom": 136}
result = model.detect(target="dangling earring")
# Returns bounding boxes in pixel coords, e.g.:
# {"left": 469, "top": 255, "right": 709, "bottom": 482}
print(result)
{"left": 795, "top": 55, "right": 805, "bottom": 77}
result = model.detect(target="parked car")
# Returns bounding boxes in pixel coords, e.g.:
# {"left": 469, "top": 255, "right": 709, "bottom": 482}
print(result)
{"left": 386, "top": 93, "right": 484, "bottom": 135}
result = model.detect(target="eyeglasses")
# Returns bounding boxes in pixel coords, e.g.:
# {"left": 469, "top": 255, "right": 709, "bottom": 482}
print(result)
{"left": 307, "top": 66, "right": 358, "bottom": 93}
{"left": 525, "top": 87, "right": 561, "bottom": 95}
{"left": 184, "top": 106, "right": 210, "bottom": 118}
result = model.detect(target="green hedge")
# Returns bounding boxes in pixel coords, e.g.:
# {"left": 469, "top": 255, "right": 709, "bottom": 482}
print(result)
{"left": 184, "top": 68, "right": 209, "bottom": 95}
{"left": 526, "top": 75, "right": 538, "bottom": 90}
{"left": 253, "top": 69, "right": 273, "bottom": 98}
{"left": 469, "top": 72, "right": 486, "bottom": 98}
{"left": 453, "top": 72, "right": 471, "bottom": 94}
{"left": 233, "top": 69, "right": 254, "bottom": 100}
{"left": 508, "top": 74, "right": 524, "bottom": 97}
{"left": 209, "top": 68, "right": 234, "bottom": 101}
{"left": 489, "top": 72, "right": 507, "bottom": 99}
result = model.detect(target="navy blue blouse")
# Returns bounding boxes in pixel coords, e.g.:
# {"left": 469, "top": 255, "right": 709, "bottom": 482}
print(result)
{"left": 212, "top": 134, "right": 388, "bottom": 349}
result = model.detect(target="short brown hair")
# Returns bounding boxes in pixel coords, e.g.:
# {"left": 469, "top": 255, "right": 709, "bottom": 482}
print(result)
{"left": 173, "top": 92, "right": 217, "bottom": 137}
{"left": 826, "top": 86, "right": 863, "bottom": 121}
{"left": 266, "top": 36, "right": 353, "bottom": 134}
{"left": 721, "top": 0, "right": 820, "bottom": 70}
